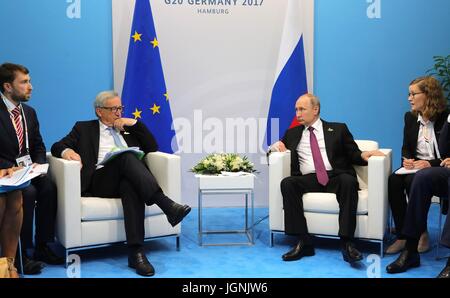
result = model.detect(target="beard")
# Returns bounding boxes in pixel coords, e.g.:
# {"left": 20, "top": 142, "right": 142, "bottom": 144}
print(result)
{"left": 11, "top": 92, "right": 31, "bottom": 103}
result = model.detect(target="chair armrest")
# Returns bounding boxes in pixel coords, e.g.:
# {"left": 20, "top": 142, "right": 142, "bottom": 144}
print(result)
{"left": 366, "top": 148, "right": 392, "bottom": 240}
{"left": 47, "top": 155, "right": 83, "bottom": 248}
{"left": 268, "top": 151, "right": 291, "bottom": 231}
{"left": 145, "top": 152, "right": 181, "bottom": 204}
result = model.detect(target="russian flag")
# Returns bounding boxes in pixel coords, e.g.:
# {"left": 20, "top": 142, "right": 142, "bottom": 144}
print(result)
{"left": 266, "top": 0, "right": 313, "bottom": 146}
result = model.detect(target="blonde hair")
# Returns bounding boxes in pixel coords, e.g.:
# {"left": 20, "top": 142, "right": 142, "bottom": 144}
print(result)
{"left": 410, "top": 76, "right": 446, "bottom": 121}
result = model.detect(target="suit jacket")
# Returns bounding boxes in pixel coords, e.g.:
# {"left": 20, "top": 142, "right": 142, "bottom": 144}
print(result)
{"left": 51, "top": 120, "right": 158, "bottom": 195}
{"left": 0, "top": 100, "right": 47, "bottom": 169}
{"left": 438, "top": 116, "right": 450, "bottom": 158}
{"left": 438, "top": 119, "right": 450, "bottom": 247}
{"left": 401, "top": 110, "right": 448, "bottom": 166}
{"left": 281, "top": 119, "right": 367, "bottom": 178}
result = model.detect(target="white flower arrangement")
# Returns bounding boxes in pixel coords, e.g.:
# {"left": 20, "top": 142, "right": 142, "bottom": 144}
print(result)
{"left": 191, "top": 153, "right": 256, "bottom": 175}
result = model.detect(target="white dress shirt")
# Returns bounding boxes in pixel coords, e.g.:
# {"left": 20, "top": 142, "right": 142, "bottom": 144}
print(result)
{"left": 296, "top": 118, "right": 333, "bottom": 175}
{"left": 1, "top": 92, "right": 25, "bottom": 150}
{"left": 416, "top": 115, "right": 439, "bottom": 160}
{"left": 2, "top": 92, "right": 22, "bottom": 128}
{"left": 97, "top": 121, "right": 128, "bottom": 168}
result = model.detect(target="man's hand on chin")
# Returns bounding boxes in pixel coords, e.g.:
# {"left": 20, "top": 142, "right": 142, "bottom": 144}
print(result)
{"left": 113, "top": 118, "right": 137, "bottom": 131}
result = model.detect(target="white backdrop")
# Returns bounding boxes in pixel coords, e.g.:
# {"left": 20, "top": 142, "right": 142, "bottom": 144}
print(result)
{"left": 112, "top": 0, "right": 314, "bottom": 207}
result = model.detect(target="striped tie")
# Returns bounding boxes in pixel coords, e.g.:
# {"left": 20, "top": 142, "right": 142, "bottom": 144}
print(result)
{"left": 11, "top": 107, "right": 24, "bottom": 152}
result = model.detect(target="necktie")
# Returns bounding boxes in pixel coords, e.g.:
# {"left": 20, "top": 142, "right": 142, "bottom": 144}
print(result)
{"left": 308, "top": 126, "right": 329, "bottom": 186}
{"left": 11, "top": 107, "right": 24, "bottom": 152}
{"left": 107, "top": 127, "right": 126, "bottom": 148}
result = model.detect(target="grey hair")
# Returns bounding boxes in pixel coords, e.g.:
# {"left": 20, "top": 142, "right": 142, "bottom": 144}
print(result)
{"left": 93, "top": 90, "right": 118, "bottom": 109}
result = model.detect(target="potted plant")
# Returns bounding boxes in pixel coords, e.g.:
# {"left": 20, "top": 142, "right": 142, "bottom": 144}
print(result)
{"left": 191, "top": 153, "right": 256, "bottom": 175}
{"left": 427, "top": 55, "right": 450, "bottom": 102}
{"left": 191, "top": 153, "right": 256, "bottom": 190}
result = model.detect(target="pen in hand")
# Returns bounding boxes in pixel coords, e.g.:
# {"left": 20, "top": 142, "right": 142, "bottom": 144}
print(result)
{"left": 402, "top": 156, "right": 415, "bottom": 169}
{"left": 440, "top": 158, "right": 450, "bottom": 168}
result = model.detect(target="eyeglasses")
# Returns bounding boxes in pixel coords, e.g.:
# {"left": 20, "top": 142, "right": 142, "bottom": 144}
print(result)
{"left": 408, "top": 92, "right": 424, "bottom": 98}
{"left": 99, "top": 106, "right": 124, "bottom": 113}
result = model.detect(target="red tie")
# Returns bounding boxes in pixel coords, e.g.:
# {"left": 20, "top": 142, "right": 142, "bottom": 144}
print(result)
{"left": 11, "top": 107, "right": 24, "bottom": 152}
{"left": 308, "top": 126, "right": 329, "bottom": 186}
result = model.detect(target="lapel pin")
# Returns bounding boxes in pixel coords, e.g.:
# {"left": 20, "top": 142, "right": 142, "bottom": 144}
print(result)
{"left": 328, "top": 128, "right": 334, "bottom": 132}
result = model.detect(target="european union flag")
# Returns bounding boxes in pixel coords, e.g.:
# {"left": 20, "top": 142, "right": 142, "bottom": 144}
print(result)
{"left": 122, "top": 0, "right": 177, "bottom": 153}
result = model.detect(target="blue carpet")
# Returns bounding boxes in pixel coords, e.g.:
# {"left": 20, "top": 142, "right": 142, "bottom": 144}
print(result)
{"left": 29, "top": 205, "right": 449, "bottom": 278}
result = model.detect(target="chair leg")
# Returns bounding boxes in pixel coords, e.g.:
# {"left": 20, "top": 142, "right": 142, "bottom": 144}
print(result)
{"left": 176, "top": 236, "right": 180, "bottom": 251}
{"left": 435, "top": 203, "right": 443, "bottom": 260}
{"left": 380, "top": 241, "right": 384, "bottom": 258}
{"left": 270, "top": 232, "right": 274, "bottom": 247}
{"left": 18, "top": 238, "right": 24, "bottom": 277}
{"left": 385, "top": 209, "right": 395, "bottom": 242}
{"left": 65, "top": 249, "right": 69, "bottom": 269}
{"left": 386, "top": 209, "right": 391, "bottom": 235}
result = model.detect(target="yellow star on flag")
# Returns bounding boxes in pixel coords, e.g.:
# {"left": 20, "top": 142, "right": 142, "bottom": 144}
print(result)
{"left": 132, "top": 108, "right": 142, "bottom": 119}
{"left": 150, "top": 37, "right": 159, "bottom": 48}
{"left": 164, "top": 92, "right": 169, "bottom": 101}
{"left": 150, "top": 103, "right": 161, "bottom": 115}
{"left": 131, "top": 31, "right": 142, "bottom": 42}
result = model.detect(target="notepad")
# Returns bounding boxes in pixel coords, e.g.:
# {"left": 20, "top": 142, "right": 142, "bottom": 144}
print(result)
{"left": 0, "top": 164, "right": 48, "bottom": 187}
{"left": 96, "top": 147, "right": 144, "bottom": 166}
{"left": 394, "top": 167, "right": 419, "bottom": 175}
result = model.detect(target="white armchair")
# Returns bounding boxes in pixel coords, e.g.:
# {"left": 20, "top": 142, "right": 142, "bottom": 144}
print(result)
{"left": 47, "top": 152, "right": 181, "bottom": 261}
{"left": 269, "top": 140, "right": 392, "bottom": 256}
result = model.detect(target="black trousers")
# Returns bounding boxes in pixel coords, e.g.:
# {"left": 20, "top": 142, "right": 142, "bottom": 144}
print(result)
{"left": 403, "top": 167, "right": 450, "bottom": 240}
{"left": 21, "top": 175, "right": 57, "bottom": 249}
{"left": 387, "top": 173, "right": 416, "bottom": 239}
{"left": 280, "top": 172, "right": 359, "bottom": 240}
{"left": 90, "top": 152, "right": 170, "bottom": 247}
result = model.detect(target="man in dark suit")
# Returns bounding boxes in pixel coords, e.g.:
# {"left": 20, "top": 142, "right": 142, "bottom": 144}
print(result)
{"left": 386, "top": 117, "right": 450, "bottom": 278}
{"left": 51, "top": 90, "right": 191, "bottom": 277}
{"left": 0, "top": 63, "right": 62, "bottom": 275}
{"left": 269, "top": 94, "right": 384, "bottom": 265}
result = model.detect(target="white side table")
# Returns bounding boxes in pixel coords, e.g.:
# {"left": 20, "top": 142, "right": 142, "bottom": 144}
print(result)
{"left": 195, "top": 174, "right": 255, "bottom": 246}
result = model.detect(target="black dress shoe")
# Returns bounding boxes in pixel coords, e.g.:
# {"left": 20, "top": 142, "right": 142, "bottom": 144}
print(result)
{"left": 128, "top": 251, "right": 155, "bottom": 277}
{"left": 437, "top": 265, "right": 450, "bottom": 278}
{"left": 34, "top": 244, "right": 65, "bottom": 265}
{"left": 386, "top": 250, "right": 420, "bottom": 274}
{"left": 167, "top": 203, "right": 191, "bottom": 227}
{"left": 15, "top": 254, "right": 44, "bottom": 275}
{"left": 282, "top": 240, "right": 315, "bottom": 261}
{"left": 341, "top": 242, "right": 363, "bottom": 264}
